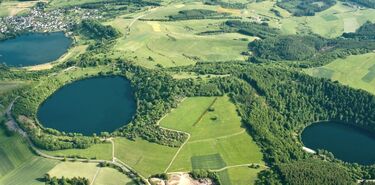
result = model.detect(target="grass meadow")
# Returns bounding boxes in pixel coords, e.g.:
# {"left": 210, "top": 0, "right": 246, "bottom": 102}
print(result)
{"left": 304, "top": 53, "right": 375, "bottom": 95}
{"left": 160, "top": 96, "right": 264, "bottom": 184}
{"left": 48, "top": 162, "right": 135, "bottom": 185}
{"left": 0, "top": 126, "right": 59, "bottom": 185}
{"left": 106, "top": 3, "right": 254, "bottom": 68}
{"left": 113, "top": 138, "right": 178, "bottom": 177}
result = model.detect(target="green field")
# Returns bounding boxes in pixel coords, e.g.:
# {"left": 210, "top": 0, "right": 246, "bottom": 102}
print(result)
{"left": 106, "top": 4, "right": 255, "bottom": 68}
{"left": 161, "top": 96, "right": 246, "bottom": 141}
{"left": 227, "top": 166, "right": 264, "bottom": 185}
{"left": 48, "top": 162, "right": 134, "bottom": 185}
{"left": 277, "top": 2, "right": 375, "bottom": 37}
{"left": 0, "top": 125, "right": 59, "bottom": 185}
{"left": 160, "top": 96, "right": 264, "bottom": 184}
{"left": 304, "top": 53, "right": 375, "bottom": 95}
{"left": 41, "top": 142, "right": 112, "bottom": 161}
{"left": 113, "top": 138, "right": 178, "bottom": 177}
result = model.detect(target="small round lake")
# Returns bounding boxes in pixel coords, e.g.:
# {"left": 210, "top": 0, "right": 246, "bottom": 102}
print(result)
{"left": 37, "top": 76, "right": 136, "bottom": 135}
{"left": 301, "top": 121, "right": 375, "bottom": 165}
{"left": 0, "top": 32, "right": 72, "bottom": 67}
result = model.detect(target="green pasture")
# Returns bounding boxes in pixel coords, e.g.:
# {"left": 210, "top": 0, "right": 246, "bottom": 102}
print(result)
{"left": 160, "top": 96, "right": 264, "bottom": 184}
{"left": 168, "top": 131, "right": 263, "bottom": 172}
{"left": 0, "top": 158, "right": 58, "bottom": 185}
{"left": 227, "top": 166, "right": 264, "bottom": 185}
{"left": 113, "top": 138, "right": 178, "bottom": 177}
{"left": 108, "top": 9, "right": 254, "bottom": 68}
{"left": 278, "top": 2, "right": 375, "bottom": 38}
{"left": 41, "top": 142, "right": 112, "bottom": 161}
{"left": 161, "top": 96, "right": 245, "bottom": 141}
{"left": 48, "top": 162, "right": 134, "bottom": 185}
{"left": 304, "top": 52, "right": 375, "bottom": 95}
{"left": 0, "top": 126, "right": 59, "bottom": 185}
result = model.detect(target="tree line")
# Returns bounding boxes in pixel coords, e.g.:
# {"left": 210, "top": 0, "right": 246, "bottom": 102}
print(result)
{"left": 173, "top": 62, "right": 375, "bottom": 184}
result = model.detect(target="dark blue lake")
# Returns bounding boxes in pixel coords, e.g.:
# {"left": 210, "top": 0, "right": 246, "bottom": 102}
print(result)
{"left": 0, "top": 32, "right": 72, "bottom": 67}
{"left": 302, "top": 122, "right": 375, "bottom": 165}
{"left": 37, "top": 76, "right": 136, "bottom": 135}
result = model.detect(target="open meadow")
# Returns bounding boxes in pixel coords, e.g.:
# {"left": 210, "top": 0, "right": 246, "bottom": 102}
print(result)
{"left": 0, "top": 125, "right": 59, "bottom": 185}
{"left": 304, "top": 52, "right": 375, "bottom": 95}
{"left": 113, "top": 138, "right": 178, "bottom": 177}
{"left": 160, "top": 96, "right": 264, "bottom": 184}
{"left": 48, "top": 162, "right": 135, "bottom": 185}
{"left": 106, "top": 2, "right": 255, "bottom": 68}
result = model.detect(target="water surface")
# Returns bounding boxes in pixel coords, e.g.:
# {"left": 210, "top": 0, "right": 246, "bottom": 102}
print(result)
{"left": 0, "top": 32, "right": 72, "bottom": 67}
{"left": 37, "top": 76, "right": 136, "bottom": 135}
{"left": 302, "top": 121, "right": 375, "bottom": 165}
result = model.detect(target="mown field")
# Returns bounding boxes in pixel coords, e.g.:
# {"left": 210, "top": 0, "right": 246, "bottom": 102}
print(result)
{"left": 113, "top": 138, "right": 178, "bottom": 177}
{"left": 304, "top": 53, "right": 375, "bottom": 95}
{"left": 48, "top": 162, "right": 135, "bottom": 185}
{"left": 0, "top": 125, "right": 59, "bottom": 185}
{"left": 160, "top": 96, "right": 264, "bottom": 184}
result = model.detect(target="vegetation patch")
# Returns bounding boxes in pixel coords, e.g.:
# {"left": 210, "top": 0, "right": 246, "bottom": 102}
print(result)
{"left": 114, "top": 138, "right": 178, "bottom": 177}
{"left": 168, "top": 9, "right": 233, "bottom": 20}
{"left": 277, "top": 0, "right": 336, "bottom": 16}
{"left": 191, "top": 154, "right": 226, "bottom": 170}
{"left": 304, "top": 52, "right": 375, "bottom": 94}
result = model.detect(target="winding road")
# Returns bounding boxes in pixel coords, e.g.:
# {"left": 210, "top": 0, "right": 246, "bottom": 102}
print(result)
{"left": 4, "top": 98, "right": 151, "bottom": 185}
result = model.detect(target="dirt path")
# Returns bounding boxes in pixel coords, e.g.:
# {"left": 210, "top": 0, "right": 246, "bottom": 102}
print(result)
{"left": 163, "top": 128, "right": 191, "bottom": 173}
{"left": 90, "top": 168, "right": 101, "bottom": 185}
{"left": 210, "top": 163, "right": 268, "bottom": 172}
{"left": 188, "top": 129, "right": 246, "bottom": 144}
{"left": 125, "top": 7, "right": 159, "bottom": 36}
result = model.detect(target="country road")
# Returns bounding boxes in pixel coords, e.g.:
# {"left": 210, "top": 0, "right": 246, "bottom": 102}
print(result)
{"left": 4, "top": 98, "right": 151, "bottom": 185}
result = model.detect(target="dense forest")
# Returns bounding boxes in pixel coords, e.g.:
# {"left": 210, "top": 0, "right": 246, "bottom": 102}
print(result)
{"left": 248, "top": 22, "right": 375, "bottom": 66}
{"left": 168, "top": 9, "right": 233, "bottom": 20}
{"left": 203, "top": 0, "right": 247, "bottom": 9}
{"left": 342, "top": 0, "right": 375, "bottom": 8}
{"left": 343, "top": 21, "right": 375, "bottom": 40}
{"left": 277, "top": 0, "right": 336, "bottom": 16}
{"left": 173, "top": 62, "right": 375, "bottom": 184}
{"left": 77, "top": 20, "right": 121, "bottom": 40}
{"left": 45, "top": 175, "right": 90, "bottom": 185}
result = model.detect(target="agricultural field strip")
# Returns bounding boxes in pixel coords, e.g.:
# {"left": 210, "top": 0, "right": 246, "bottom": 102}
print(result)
{"left": 4, "top": 99, "right": 151, "bottom": 185}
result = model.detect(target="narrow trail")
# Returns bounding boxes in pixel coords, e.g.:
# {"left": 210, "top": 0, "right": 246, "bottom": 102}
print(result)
{"left": 163, "top": 129, "right": 190, "bottom": 173}
{"left": 210, "top": 163, "right": 268, "bottom": 172}
{"left": 90, "top": 168, "right": 101, "bottom": 185}
{"left": 125, "top": 7, "right": 159, "bottom": 36}
{"left": 188, "top": 129, "right": 246, "bottom": 144}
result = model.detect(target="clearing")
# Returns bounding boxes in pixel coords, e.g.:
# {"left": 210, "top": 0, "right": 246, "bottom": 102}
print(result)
{"left": 304, "top": 52, "right": 375, "bottom": 95}
{"left": 160, "top": 96, "right": 264, "bottom": 184}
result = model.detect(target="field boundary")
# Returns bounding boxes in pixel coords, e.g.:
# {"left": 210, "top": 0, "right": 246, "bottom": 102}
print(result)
{"left": 192, "top": 97, "right": 218, "bottom": 126}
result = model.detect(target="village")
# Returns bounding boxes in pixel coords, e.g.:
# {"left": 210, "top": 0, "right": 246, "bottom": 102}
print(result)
{"left": 0, "top": 3, "right": 101, "bottom": 35}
